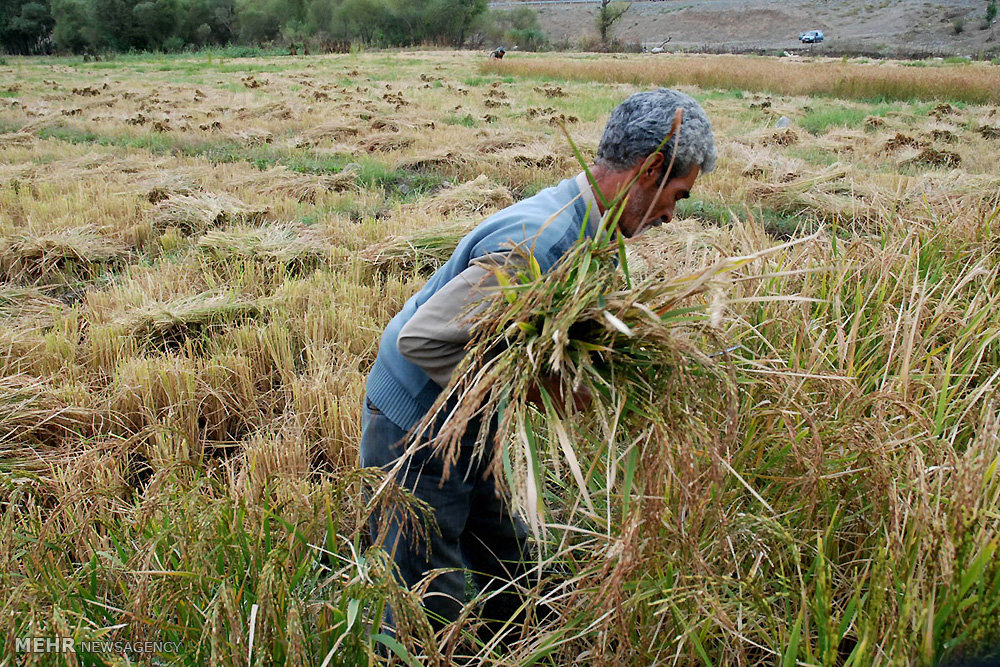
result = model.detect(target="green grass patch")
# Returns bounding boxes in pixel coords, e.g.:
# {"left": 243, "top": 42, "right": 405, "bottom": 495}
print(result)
{"left": 785, "top": 146, "right": 840, "bottom": 166}
{"left": 34, "top": 123, "right": 446, "bottom": 195}
{"left": 442, "top": 113, "right": 478, "bottom": 127}
{"left": 799, "top": 105, "right": 892, "bottom": 135}
{"left": 36, "top": 125, "right": 176, "bottom": 153}
{"left": 0, "top": 118, "right": 23, "bottom": 134}
{"left": 463, "top": 75, "right": 516, "bottom": 87}
{"left": 677, "top": 199, "right": 813, "bottom": 238}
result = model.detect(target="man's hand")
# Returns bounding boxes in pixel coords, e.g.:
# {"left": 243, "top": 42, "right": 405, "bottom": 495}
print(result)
{"left": 525, "top": 375, "right": 592, "bottom": 415}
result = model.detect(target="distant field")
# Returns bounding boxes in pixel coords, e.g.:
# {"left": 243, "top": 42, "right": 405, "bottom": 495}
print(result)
{"left": 1, "top": 50, "right": 999, "bottom": 664}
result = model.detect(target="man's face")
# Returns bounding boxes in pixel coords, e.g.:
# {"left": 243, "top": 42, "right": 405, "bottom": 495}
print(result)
{"left": 618, "top": 164, "right": 700, "bottom": 238}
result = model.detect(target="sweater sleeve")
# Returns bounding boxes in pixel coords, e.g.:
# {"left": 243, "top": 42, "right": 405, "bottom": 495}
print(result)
{"left": 396, "top": 251, "right": 518, "bottom": 388}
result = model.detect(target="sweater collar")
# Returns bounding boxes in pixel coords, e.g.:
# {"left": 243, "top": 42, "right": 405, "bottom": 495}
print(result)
{"left": 574, "top": 172, "right": 606, "bottom": 237}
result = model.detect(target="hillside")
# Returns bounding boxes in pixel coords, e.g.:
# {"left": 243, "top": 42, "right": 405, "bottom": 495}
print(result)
{"left": 493, "top": 0, "right": 998, "bottom": 57}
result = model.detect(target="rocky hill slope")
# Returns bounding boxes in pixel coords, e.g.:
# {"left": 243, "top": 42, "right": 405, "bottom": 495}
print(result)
{"left": 495, "top": 0, "right": 998, "bottom": 58}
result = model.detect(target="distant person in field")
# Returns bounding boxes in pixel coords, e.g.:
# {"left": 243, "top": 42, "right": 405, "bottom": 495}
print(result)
{"left": 361, "top": 88, "right": 717, "bottom": 639}
{"left": 490, "top": 46, "right": 506, "bottom": 59}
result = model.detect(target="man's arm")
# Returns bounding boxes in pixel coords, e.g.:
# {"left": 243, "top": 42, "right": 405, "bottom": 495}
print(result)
{"left": 398, "top": 251, "right": 591, "bottom": 411}
{"left": 396, "top": 252, "right": 512, "bottom": 388}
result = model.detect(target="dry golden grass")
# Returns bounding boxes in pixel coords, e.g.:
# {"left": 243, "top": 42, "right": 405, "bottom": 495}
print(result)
{"left": 487, "top": 55, "right": 1000, "bottom": 104}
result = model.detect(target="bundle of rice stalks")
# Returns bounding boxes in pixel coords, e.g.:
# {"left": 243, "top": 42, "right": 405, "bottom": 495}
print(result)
{"left": 111, "top": 291, "right": 262, "bottom": 351}
{"left": 404, "top": 223, "right": 781, "bottom": 537}
{"left": 494, "top": 142, "right": 574, "bottom": 170}
{"left": 746, "top": 165, "right": 884, "bottom": 225}
{"left": 763, "top": 127, "right": 798, "bottom": 146}
{"left": 0, "top": 226, "right": 127, "bottom": 284}
{"left": 361, "top": 132, "right": 414, "bottom": 153}
{"left": 979, "top": 124, "right": 1000, "bottom": 140}
{"left": 138, "top": 172, "right": 202, "bottom": 203}
{"left": 863, "top": 115, "right": 887, "bottom": 131}
{"left": 395, "top": 149, "right": 467, "bottom": 176}
{"left": 232, "top": 166, "right": 356, "bottom": 202}
{"left": 151, "top": 192, "right": 269, "bottom": 235}
{"left": 296, "top": 123, "right": 361, "bottom": 146}
{"left": 474, "top": 133, "right": 531, "bottom": 154}
{"left": 231, "top": 129, "right": 273, "bottom": 147}
{"left": 816, "top": 129, "right": 865, "bottom": 154}
{"left": 0, "top": 132, "right": 34, "bottom": 148}
{"left": 0, "top": 374, "right": 97, "bottom": 448}
{"left": 197, "top": 224, "right": 331, "bottom": 272}
{"left": 359, "top": 222, "right": 471, "bottom": 277}
{"left": 904, "top": 171, "right": 1000, "bottom": 213}
{"left": 903, "top": 146, "right": 962, "bottom": 168}
{"left": 406, "top": 175, "right": 514, "bottom": 218}
{"left": 0, "top": 287, "right": 65, "bottom": 325}
{"left": 880, "top": 132, "right": 926, "bottom": 154}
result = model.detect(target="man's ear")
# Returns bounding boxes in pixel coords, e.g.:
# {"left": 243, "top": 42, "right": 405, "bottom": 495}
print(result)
{"left": 637, "top": 151, "right": 666, "bottom": 186}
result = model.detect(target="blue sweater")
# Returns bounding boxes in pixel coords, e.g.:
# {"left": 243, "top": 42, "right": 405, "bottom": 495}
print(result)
{"left": 366, "top": 175, "right": 596, "bottom": 432}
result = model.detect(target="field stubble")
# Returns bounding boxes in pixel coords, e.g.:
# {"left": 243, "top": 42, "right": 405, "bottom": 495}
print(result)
{"left": 0, "top": 50, "right": 999, "bottom": 664}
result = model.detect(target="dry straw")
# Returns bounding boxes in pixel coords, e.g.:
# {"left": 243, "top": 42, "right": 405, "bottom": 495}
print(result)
{"left": 360, "top": 222, "right": 472, "bottom": 276}
{"left": 197, "top": 224, "right": 331, "bottom": 271}
{"left": 151, "top": 192, "right": 268, "bottom": 235}
{"left": 0, "top": 226, "right": 127, "bottom": 284}
{"left": 0, "top": 374, "right": 97, "bottom": 449}
{"left": 231, "top": 166, "right": 356, "bottom": 203}
{"left": 110, "top": 291, "right": 262, "bottom": 351}
{"left": 405, "top": 174, "right": 514, "bottom": 218}
{"left": 487, "top": 56, "right": 1000, "bottom": 105}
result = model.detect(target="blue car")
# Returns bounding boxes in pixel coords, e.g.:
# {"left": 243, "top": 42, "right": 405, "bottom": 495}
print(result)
{"left": 799, "top": 30, "right": 824, "bottom": 43}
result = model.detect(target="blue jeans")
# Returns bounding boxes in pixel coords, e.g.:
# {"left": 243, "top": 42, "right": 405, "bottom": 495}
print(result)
{"left": 360, "top": 395, "right": 530, "bottom": 631}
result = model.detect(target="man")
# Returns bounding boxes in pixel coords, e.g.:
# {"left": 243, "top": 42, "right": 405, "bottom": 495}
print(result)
{"left": 490, "top": 46, "right": 506, "bottom": 59}
{"left": 361, "top": 88, "right": 717, "bottom": 637}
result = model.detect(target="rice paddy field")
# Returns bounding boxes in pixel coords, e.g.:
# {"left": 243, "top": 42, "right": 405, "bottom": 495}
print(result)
{"left": 1, "top": 50, "right": 1000, "bottom": 665}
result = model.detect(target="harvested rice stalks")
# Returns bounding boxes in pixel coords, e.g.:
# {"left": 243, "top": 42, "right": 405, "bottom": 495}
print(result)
{"left": 401, "top": 217, "right": 804, "bottom": 538}
{"left": 151, "top": 192, "right": 269, "bottom": 234}
{"left": 0, "top": 132, "right": 34, "bottom": 148}
{"left": 360, "top": 222, "right": 471, "bottom": 276}
{"left": 407, "top": 175, "right": 514, "bottom": 218}
{"left": 231, "top": 166, "right": 356, "bottom": 202}
{"left": 0, "top": 374, "right": 97, "bottom": 447}
{"left": 0, "top": 287, "right": 65, "bottom": 324}
{"left": 747, "top": 165, "right": 883, "bottom": 224}
{"left": 904, "top": 147, "right": 962, "bottom": 168}
{"left": 0, "top": 226, "right": 127, "bottom": 284}
{"left": 197, "top": 224, "right": 331, "bottom": 271}
{"left": 112, "top": 291, "right": 262, "bottom": 350}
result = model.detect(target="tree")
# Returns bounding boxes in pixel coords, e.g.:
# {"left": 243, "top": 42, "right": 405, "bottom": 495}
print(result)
{"left": 235, "top": 0, "right": 282, "bottom": 43}
{"left": 50, "top": 0, "right": 89, "bottom": 51}
{"left": 596, "top": 0, "right": 628, "bottom": 48}
{"left": 334, "top": 0, "right": 389, "bottom": 44}
{"left": 471, "top": 6, "right": 546, "bottom": 51}
{"left": 431, "top": 0, "right": 487, "bottom": 46}
{"left": 1, "top": 0, "right": 54, "bottom": 54}
{"left": 133, "top": 0, "right": 178, "bottom": 49}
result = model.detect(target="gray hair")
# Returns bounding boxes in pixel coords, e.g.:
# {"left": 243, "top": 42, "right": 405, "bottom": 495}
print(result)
{"left": 596, "top": 89, "right": 717, "bottom": 178}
